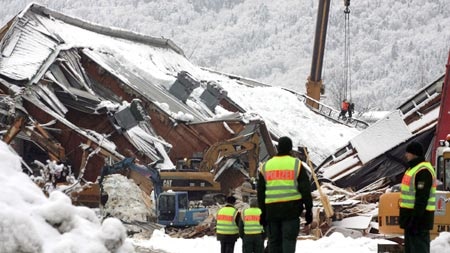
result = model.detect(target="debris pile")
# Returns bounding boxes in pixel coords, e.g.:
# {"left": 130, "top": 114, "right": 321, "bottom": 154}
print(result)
{"left": 155, "top": 181, "right": 389, "bottom": 240}
{"left": 101, "top": 174, "right": 155, "bottom": 233}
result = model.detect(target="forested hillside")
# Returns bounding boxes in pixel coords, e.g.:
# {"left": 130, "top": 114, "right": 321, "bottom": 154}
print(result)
{"left": 1, "top": 0, "right": 449, "bottom": 110}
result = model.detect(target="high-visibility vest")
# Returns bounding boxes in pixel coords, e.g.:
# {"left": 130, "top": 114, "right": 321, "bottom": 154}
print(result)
{"left": 260, "top": 156, "right": 302, "bottom": 204}
{"left": 216, "top": 206, "right": 239, "bottom": 235}
{"left": 242, "top": 207, "right": 264, "bottom": 235}
{"left": 400, "top": 161, "right": 437, "bottom": 211}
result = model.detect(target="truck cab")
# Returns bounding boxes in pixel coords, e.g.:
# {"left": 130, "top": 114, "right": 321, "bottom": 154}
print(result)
{"left": 157, "top": 191, "right": 208, "bottom": 227}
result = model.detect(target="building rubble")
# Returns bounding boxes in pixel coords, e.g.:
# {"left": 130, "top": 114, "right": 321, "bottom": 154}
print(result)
{"left": 1, "top": 3, "right": 449, "bottom": 244}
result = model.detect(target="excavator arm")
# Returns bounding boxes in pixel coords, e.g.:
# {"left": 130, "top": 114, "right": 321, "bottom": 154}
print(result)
{"left": 100, "top": 157, "right": 163, "bottom": 198}
{"left": 199, "top": 131, "right": 261, "bottom": 178}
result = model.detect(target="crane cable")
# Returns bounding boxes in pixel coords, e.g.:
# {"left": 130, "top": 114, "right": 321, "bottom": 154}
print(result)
{"left": 344, "top": 1, "right": 351, "bottom": 101}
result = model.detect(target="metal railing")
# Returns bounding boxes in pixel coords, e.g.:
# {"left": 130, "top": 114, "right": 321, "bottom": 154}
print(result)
{"left": 281, "top": 88, "right": 369, "bottom": 130}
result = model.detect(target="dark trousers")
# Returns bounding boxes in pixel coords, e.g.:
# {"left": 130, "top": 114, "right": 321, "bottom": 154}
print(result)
{"left": 267, "top": 218, "right": 299, "bottom": 253}
{"left": 220, "top": 241, "right": 236, "bottom": 253}
{"left": 404, "top": 230, "right": 430, "bottom": 253}
{"left": 338, "top": 110, "right": 347, "bottom": 119}
{"left": 242, "top": 234, "right": 264, "bottom": 253}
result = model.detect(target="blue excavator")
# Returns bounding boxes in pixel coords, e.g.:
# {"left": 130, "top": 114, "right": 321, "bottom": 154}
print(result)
{"left": 100, "top": 158, "right": 208, "bottom": 227}
{"left": 157, "top": 191, "right": 209, "bottom": 227}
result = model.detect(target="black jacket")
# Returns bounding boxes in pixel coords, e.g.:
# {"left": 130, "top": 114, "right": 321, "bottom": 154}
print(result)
{"left": 257, "top": 155, "right": 313, "bottom": 224}
{"left": 399, "top": 156, "right": 435, "bottom": 230}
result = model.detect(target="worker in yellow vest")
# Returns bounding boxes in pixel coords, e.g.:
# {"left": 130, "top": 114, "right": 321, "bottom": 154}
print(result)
{"left": 216, "top": 196, "right": 240, "bottom": 253}
{"left": 257, "top": 136, "right": 313, "bottom": 253}
{"left": 239, "top": 198, "right": 264, "bottom": 253}
{"left": 399, "top": 141, "right": 436, "bottom": 253}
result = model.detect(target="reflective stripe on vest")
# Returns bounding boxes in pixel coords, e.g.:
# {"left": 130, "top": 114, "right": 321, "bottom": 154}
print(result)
{"left": 216, "top": 206, "right": 239, "bottom": 235}
{"left": 260, "top": 156, "right": 302, "bottom": 204}
{"left": 242, "top": 207, "right": 263, "bottom": 235}
{"left": 400, "top": 161, "right": 437, "bottom": 211}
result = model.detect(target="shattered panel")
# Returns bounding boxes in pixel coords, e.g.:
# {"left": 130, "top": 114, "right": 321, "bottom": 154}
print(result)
{"left": 82, "top": 49, "right": 208, "bottom": 122}
{"left": 351, "top": 110, "right": 412, "bottom": 164}
{"left": 0, "top": 12, "right": 58, "bottom": 81}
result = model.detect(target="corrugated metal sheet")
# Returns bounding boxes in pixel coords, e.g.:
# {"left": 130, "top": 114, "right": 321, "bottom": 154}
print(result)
{"left": 125, "top": 126, "right": 167, "bottom": 162}
{"left": 0, "top": 12, "right": 57, "bottom": 81}
{"left": 82, "top": 49, "right": 208, "bottom": 122}
{"left": 34, "top": 83, "right": 68, "bottom": 116}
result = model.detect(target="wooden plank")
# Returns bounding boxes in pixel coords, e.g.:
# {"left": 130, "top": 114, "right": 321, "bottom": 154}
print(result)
{"left": 304, "top": 147, "right": 334, "bottom": 218}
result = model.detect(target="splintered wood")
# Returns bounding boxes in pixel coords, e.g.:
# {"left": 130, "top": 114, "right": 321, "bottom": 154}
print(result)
{"left": 166, "top": 223, "right": 216, "bottom": 238}
{"left": 161, "top": 180, "right": 389, "bottom": 239}
{"left": 315, "top": 182, "right": 385, "bottom": 219}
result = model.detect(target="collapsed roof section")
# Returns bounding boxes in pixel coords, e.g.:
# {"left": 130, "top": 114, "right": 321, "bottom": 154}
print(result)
{"left": 0, "top": 3, "right": 277, "bottom": 198}
{"left": 317, "top": 74, "right": 446, "bottom": 191}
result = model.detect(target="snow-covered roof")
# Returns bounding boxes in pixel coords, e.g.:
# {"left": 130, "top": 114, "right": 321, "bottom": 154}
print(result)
{"left": 317, "top": 74, "right": 446, "bottom": 190}
{"left": 0, "top": 3, "right": 362, "bottom": 166}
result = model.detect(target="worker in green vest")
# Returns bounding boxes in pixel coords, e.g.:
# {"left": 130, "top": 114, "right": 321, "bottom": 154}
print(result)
{"left": 216, "top": 196, "right": 240, "bottom": 253}
{"left": 239, "top": 198, "right": 264, "bottom": 253}
{"left": 257, "top": 136, "right": 313, "bottom": 253}
{"left": 399, "top": 141, "right": 437, "bottom": 253}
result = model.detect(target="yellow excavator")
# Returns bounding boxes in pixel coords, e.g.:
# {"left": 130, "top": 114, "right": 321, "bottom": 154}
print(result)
{"left": 198, "top": 131, "right": 261, "bottom": 178}
{"left": 162, "top": 130, "right": 265, "bottom": 200}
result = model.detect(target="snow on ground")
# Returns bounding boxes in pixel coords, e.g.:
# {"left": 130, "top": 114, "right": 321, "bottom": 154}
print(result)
{"left": 0, "top": 141, "right": 134, "bottom": 253}
{"left": 1, "top": 5, "right": 449, "bottom": 253}
{"left": 131, "top": 229, "right": 450, "bottom": 253}
{"left": 2, "top": 139, "right": 450, "bottom": 253}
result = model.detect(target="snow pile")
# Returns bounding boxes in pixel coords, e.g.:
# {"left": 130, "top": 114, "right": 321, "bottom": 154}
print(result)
{"left": 431, "top": 232, "right": 450, "bottom": 253}
{"left": 131, "top": 228, "right": 450, "bottom": 253}
{"left": 0, "top": 141, "right": 135, "bottom": 253}
{"left": 103, "top": 174, "right": 153, "bottom": 226}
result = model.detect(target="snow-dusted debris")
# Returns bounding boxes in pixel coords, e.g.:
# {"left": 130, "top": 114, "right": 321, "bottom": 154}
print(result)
{"left": 0, "top": 141, "right": 135, "bottom": 253}
{"left": 102, "top": 174, "right": 153, "bottom": 227}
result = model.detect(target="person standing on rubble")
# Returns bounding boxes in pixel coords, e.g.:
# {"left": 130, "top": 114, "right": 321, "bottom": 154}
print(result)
{"left": 399, "top": 141, "right": 436, "bottom": 253}
{"left": 239, "top": 198, "right": 264, "bottom": 253}
{"left": 257, "top": 136, "right": 313, "bottom": 253}
{"left": 338, "top": 99, "right": 349, "bottom": 120}
{"left": 216, "top": 196, "right": 240, "bottom": 253}
{"left": 347, "top": 101, "right": 354, "bottom": 118}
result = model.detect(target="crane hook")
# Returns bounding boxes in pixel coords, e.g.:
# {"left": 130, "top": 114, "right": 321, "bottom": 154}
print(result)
{"left": 344, "top": 0, "right": 350, "bottom": 14}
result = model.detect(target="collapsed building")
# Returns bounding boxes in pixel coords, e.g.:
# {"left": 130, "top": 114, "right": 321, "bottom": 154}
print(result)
{"left": 2, "top": 4, "right": 448, "bottom": 235}
{"left": 317, "top": 71, "right": 450, "bottom": 192}
{"left": 0, "top": 3, "right": 278, "bottom": 207}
